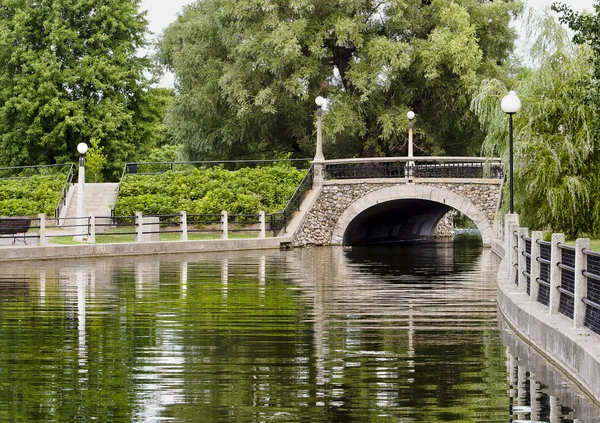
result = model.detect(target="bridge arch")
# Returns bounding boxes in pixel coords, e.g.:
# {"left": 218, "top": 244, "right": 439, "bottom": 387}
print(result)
{"left": 331, "top": 185, "right": 494, "bottom": 246}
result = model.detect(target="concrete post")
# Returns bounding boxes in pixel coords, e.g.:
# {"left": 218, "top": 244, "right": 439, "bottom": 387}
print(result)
{"left": 313, "top": 162, "right": 325, "bottom": 186}
{"left": 259, "top": 211, "right": 266, "bottom": 239}
{"left": 135, "top": 212, "right": 143, "bottom": 242}
{"left": 549, "top": 233, "right": 565, "bottom": 315}
{"left": 221, "top": 211, "right": 228, "bottom": 240}
{"left": 87, "top": 215, "right": 96, "bottom": 244}
{"left": 508, "top": 352, "right": 517, "bottom": 398}
{"left": 180, "top": 211, "right": 188, "bottom": 241}
{"left": 517, "top": 227, "right": 529, "bottom": 294}
{"left": 508, "top": 223, "right": 519, "bottom": 287}
{"left": 37, "top": 213, "right": 46, "bottom": 246}
{"left": 530, "top": 231, "right": 543, "bottom": 302}
{"left": 517, "top": 365, "right": 527, "bottom": 407}
{"left": 574, "top": 238, "right": 591, "bottom": 328}
{"left": 504, "top": 213, "right": 520, "bottom": 244}
{"left": 531, "top": 379, "right": 541, "bottom": 421}
{"left": 549, "top": 396, "right": 560, "bottom": 423}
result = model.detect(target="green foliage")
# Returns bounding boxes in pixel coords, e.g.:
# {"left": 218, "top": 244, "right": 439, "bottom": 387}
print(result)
{"left": 0, "top": 175, "right": 63, "bottom": 216}
{"left": 145, "top": 144, "right": 181, "bottom": 163}
{"left": 471, "top": 12, "right": 600, "bottom": 237}
{"left": 158, "top": 0, "right": 523, "bottom": 161}
{"left": 115, "top": 163, "right": 306, "bottom": 216}
{"left": 0, "top": 0, "right": 166, "bottom": 180}
{"left": 86, "top": 139, "right": 107, "bottom": 183}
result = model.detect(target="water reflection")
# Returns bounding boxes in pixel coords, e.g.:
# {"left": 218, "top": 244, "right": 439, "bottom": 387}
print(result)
{"left": 501, "top": 319, "right": 600, "bottom": 423}
{"left": 0, "top": 239, "right": 597, "bottom": 421}
{"left": 344, "top": 236, "right": 483, "bottom": 279}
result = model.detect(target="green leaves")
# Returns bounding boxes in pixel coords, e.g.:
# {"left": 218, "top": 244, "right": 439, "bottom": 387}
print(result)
{"left": 115, "top": 163, "right": 306, "bottom": 216}
{"left": 159, "top": 0, "right": 522, "bottom": 160}
{"left": 471, "top": 12, "right": 600, "bottom": 237}
{"left": 0, "top": 0, "right": 161, "bottom": 179}
{"left": 0, "top": 175, "right": 63, "bottom": 216}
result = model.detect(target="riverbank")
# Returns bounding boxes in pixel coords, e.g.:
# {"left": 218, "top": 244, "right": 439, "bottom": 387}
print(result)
{"left": 492, "top": 239, "right": 600, "bottom": 405}
{"left": 0, "top": 236, "right": 291, "bottom": 262}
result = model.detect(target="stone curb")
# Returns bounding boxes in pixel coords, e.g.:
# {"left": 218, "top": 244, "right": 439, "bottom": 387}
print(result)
{"left": 0, "top": 237, "right": 292, "bottom": 262}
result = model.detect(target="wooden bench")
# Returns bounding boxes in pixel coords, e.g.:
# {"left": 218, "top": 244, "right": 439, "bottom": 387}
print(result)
{"left": 0, "top": 218, "right": 32, "bottom": 244}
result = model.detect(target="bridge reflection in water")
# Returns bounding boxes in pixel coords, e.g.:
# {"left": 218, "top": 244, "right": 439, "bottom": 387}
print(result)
{"left": 0, "top": 238, "right": 598, "bottom": 421}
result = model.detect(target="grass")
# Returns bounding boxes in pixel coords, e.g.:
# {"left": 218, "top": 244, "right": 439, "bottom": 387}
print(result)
{"left": 564, "top": 238, "right": 600, "bottom": 251}
{"left": 48, "top": 227, "right": 261, "bottom": 245}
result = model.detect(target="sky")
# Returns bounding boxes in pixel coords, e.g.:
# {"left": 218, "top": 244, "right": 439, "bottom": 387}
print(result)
{"left": 139, "top": 0, "right": 597, "bottom": 87}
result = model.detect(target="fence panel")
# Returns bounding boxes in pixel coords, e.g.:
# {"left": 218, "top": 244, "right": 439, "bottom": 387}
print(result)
{"left": 558, "top": 245, "right": 576, "bottom": 320}
{"left": 537, "top": 241, "right": 551, "bottom": 306}
{"left": 524, "top": 237, "right": 531, "bottom": 295}
{"left": 584, "top": 253, "right": 600, "bottom": 335}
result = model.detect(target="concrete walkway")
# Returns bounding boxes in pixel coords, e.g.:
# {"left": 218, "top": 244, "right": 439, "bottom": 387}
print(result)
{"left": 0, "top": 235, "right": 293, "bottom": 262}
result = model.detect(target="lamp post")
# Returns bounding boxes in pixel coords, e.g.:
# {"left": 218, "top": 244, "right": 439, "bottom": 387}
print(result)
{"left": 314, "top": 96, "right": 325, "bottom": 162}
{"left": 74, "top": 142, "right": 88, "bottom": 241}
{"left": 407, "top": 110, "right": 415, "bottom": 178}
{"left": 407, "top": 110, "right": 415, "bottom": 159}
{"left": 501, "top": 91, "right": 521, "bottom": 214}
{"left": 314, "top": 96, "right": 326, "bottom": 185}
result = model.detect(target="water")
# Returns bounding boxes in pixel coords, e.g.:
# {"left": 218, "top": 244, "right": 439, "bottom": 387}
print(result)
{"left": 0, "top": 236, "right": 598, "bottom": 422}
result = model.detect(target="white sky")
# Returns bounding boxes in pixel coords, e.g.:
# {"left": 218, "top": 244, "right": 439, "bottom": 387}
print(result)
{"left": 139, "top": 0, "right": 597, "bottom": 87}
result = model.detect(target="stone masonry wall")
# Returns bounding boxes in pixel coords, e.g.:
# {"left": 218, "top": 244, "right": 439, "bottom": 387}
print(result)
{"left": 292, "top": 182, "right": 500, "bottom": 246}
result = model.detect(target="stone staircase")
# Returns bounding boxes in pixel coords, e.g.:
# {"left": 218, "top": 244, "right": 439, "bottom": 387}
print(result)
{"left": 62, "top": 183, "right": 119, "bottom": 231}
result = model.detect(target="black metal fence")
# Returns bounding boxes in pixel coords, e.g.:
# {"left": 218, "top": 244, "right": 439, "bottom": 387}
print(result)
{"left": 323, "top": 158, "right": 503, "bottom": 180}
{"left": 272, "top": 165, "right": 314, "bottom": 233}
{"left": 121, "top": 159, "right": 311, "bottom": 176}
{"left": 538, "top": 240, "right": 551, "bottom": 306}
{"left": 511, "top": 229, "right": 600, "bottom": 336}
{"left": 584, "top": 251, "right": 600, "bottom": 334}
{"left": 54, "top": 164, "right": 75, "bottom": 218}
{"left": 524, "top": 236, "right": 531, "bottom": 295}
{"left": 558, "top": 245, "right": 576, "bottom": 319}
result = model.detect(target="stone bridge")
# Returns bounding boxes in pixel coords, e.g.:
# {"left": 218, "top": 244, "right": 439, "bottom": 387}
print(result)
{"left": 288, "top": 157, "right": 503, "bottom": 247}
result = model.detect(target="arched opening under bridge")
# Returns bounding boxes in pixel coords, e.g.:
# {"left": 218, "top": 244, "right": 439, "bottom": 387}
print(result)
{"left": 331, "top": 185, "right": 494, "bottom": 246}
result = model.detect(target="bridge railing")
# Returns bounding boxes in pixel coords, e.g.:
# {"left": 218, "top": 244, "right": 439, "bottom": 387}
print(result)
{"left": 270, "top": 165, "right": 314, "bottom": 233}
{"left": 507, "top": 226, "right": 600, "bottom": 337}
{"left": 322, "top": 157, "right": 503, "bottom": 180}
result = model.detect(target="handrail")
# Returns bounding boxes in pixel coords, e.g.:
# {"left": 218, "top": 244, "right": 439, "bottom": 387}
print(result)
{"left": 583, "top": 249, "right": 600, "bottom": 258}
{"left": 322, "top": 156, "right": 502, "bottom": 165}
{"left": 120, "top": 158, "right": 311, "bottom": 176}
{"left": 323, "top": 157, "right": 503, "bottom": 180}
{"left": 53, "top": 163, "right": 75, "bottom": 218}
{"left": 278, "top": 165, "right": 314, "bottom": 232}
{"left": 111, "top": 164, "right": 130, "bottom": 215}
{"left": 0, "top": 163, "right": 71, "bottom": 179}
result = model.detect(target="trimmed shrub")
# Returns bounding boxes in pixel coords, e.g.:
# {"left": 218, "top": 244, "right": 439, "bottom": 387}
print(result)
{"left": 115, "top": 163, "right": 306, "bottom": 216}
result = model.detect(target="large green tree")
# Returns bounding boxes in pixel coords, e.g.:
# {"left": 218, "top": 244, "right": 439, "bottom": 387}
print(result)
{"left": 471, "top": 14, "right": 600, "bottom": 237}
{"left": 0, "top": 0, "right": 160, "bottom": 178}
{"left": 159, "top": 0, "right": 523, "bottom": 161}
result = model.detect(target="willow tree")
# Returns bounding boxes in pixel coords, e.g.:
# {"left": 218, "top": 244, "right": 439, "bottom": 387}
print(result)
{"left": 159, "top": 0, "right": 522, "bottom": 161}
{"left": 0, "top": 0, "right": 160, "bottom": 178}
{"left": 471, "top": 14, "right": 600, "bottom": 238}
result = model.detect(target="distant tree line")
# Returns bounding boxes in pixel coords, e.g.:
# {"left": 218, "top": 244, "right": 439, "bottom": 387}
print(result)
{"left": 0, "top": 0, "right": 172, "bottom": 180}
{"left": 158, "top": 0, "right": 523, "bottom": 160}
{"left": 2, "top": 0, "right": 600, "bottom": 235}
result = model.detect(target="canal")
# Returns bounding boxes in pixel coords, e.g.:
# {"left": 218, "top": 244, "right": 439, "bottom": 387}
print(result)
{"left": 0, "top": 236, "right": 598, "bottom": 422}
